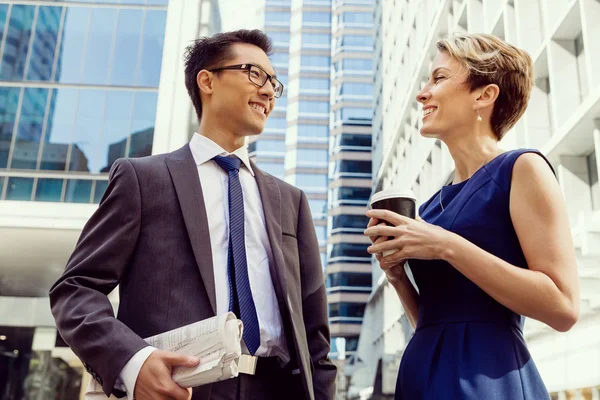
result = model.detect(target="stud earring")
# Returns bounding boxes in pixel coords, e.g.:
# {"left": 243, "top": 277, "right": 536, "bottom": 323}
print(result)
{"left": 477, "top": 110, "right": 482, "bottom": 122}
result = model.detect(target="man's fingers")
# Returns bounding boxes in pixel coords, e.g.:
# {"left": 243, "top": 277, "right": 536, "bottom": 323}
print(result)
{"left": 161, "top": 351, "right": 199, "bottom": 368}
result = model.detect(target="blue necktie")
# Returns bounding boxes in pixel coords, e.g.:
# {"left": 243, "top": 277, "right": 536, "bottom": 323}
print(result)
{"left": 212, "top": 155, "right": 260, "bottom": 355}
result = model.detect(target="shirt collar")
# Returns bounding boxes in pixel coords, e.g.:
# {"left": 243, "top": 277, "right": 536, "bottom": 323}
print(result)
{"left": 189, "top": 133, "right": 254, "bottom": 176}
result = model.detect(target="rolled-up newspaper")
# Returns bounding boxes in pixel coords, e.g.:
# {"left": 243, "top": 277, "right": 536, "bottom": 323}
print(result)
{"left": 144, "top": 312, "right": 244, "bottom": 388}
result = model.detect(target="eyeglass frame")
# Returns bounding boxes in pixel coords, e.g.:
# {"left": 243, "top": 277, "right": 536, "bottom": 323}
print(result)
{"left": 208, "top": 63, "right": 284, "bottom": 98}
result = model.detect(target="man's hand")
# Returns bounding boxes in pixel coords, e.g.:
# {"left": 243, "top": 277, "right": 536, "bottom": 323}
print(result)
{"left": 134, "top": 350, "right": 199, "bottom": 400}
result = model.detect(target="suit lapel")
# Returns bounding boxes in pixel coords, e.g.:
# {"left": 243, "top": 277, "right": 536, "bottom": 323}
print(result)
{"left": 165, "top": 145, "right": 217, "bottom": 315}
{"left": 252, "top": 162, "right": 289, "bottom": 309}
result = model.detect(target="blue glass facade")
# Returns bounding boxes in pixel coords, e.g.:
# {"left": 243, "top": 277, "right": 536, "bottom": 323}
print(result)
{"left": 0, "top": 1, "right": 167, "bottom": 202}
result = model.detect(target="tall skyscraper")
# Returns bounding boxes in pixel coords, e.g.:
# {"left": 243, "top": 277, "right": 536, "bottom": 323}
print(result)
{"left": 0, "top": 1, "right": 221, "bottom": 398}
{"left": 347, "top": 0, "right": 600, "bottom": 398}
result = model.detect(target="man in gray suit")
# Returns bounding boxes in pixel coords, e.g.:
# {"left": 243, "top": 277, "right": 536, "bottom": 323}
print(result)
{"left": 50, "top": 29, "right": 336, "bottom": 400}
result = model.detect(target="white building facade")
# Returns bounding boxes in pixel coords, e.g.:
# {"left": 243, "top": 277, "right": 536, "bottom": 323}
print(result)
{"left": 348, "top": 0, "right": 600, "bottom": 398}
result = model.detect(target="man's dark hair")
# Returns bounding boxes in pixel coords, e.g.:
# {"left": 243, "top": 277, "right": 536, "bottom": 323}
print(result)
{"left": 184, "top": 29, "right": 272, "bottom": 121}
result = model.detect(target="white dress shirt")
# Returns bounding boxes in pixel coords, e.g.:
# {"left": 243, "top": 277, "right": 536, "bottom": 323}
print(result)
{"left": 92, "top": 134, "right": 288, "bottom": 400}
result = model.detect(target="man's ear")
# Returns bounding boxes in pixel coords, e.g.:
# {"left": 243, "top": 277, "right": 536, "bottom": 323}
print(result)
{"left": 197, "top": 70, "right": 214, "bottom": 95}
{"left": 473, "top": 83, "right": 499, "bottom": 111}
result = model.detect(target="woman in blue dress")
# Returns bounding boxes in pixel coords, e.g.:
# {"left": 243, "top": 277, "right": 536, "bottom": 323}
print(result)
{"left": 364, "top": 33, "right": 580, "bottom": 399}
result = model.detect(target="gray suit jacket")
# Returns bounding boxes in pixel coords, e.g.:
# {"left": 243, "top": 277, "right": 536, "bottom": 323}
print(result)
{"left": 49, "top": 144, "right": 336, "bottom": 399}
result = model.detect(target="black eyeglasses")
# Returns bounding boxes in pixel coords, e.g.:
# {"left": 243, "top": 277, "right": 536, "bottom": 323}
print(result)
{"left": 208, "top": 63, "right": 284, "bottom": 98}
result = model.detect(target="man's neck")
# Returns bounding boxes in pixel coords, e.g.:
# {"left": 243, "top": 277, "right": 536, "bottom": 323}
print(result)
{"left": 197, "top": 123, "right": 245, "bottom": 153}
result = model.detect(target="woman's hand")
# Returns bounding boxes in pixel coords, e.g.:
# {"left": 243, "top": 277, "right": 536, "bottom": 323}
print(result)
{"left": 364, "top": 209, "right": 453, "bottom": 265}
{"left": 367, "top": 217, "right": 407, "bottom": 284}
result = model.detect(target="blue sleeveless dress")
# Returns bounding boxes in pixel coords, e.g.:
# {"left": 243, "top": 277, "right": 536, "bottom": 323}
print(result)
{"left": 396, "top": 149, "right": 551, "bottom": 400}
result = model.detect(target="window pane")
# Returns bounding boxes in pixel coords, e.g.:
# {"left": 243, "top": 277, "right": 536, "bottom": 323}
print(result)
{"left": 331, "top": 215, "right": 369, "bottom": 230}
{"left": 0, "top": 5, "right": 35, "bottom": 81}
{"left": 0, "top": 176, "right": 4, "bottom": 197}
{"left": 137, "top": 10, "right": 167, "bottom": 87}
{"left": 299, "top": 101, "right": 329, "bottom": 114}
{"left": 0, "top": 87, "right": 21, "bottom": 168}
{"left": 301, "top": 55, "right": 330, "bottom": 68}
{"left": 248, "top": 139, "right": 285, "bottom": 155}
{"left": 109, "top": 8, "right": 142, "bottom": 84}
{"left": 93, "top": 180, "right": 108, "bottom": 203}
{"left": 290, "top": 173, "right": 327, "bottom": 193}
{"left": 302, "top": 33, "right": 331, "bottom": 47}
{"left": 303, "top": 12, "right": 331, "bottom": 25}
{"left": 297, "top": 148, "right": 327, "bottom": 163}
{"left": 0, "top": 5, "right": 9, "bottom": 40}
{"left": 327, "top": 272, "right": 371, "bottom": 288}
{"left": 298, "top": 125, "right": 328, "bottom": 138}
{"left": 268, "top": 31, "right": 289, "bottom": 44}
{"left": 11, "top": 88, "right": 49, "bottom": 169}
{"left": 341, "top": 83, "right": 372, "bottom": 95}
{"left": 128, "top": 91, "right": 157, "bottom": 158}
{"left": 342, "top": 12, "right": 373, "bottom": 24}
{"left": 270, "top": 52, "right": 288, "bottom": 66}
{"left": 82, "top": 8, "right": 116, "bottom": 85}
{"left": 55, "top": 7, "right": 91, "bottom": 83}
{"left": 26, "top": 6, "right": 62, "bottom": 82}
{"left": 40, "top": 88, "right": 77, "bottom": 170}
{"left": 342, "top": 58, "right": 372, "bottom": 71}
{"left": 65, "top": 179, "right": 91, "bottom": 203}
{"left": 6, "top": 177, "right": 33, "bottom": 200}
{"left": 264, "top": 117, "right": 287, "bottom": 132}
{"left": 35, "top": 177, "right": 63, "bottom": 201}
{"left": 70, "top": 89, "right": 104, "bottom": 172}
{"left": 265, "top": 12, "right": 290, "bottom": 24}
{"left": 100, "top": 91, "right": 133, "bottom": 172}
{"left": 300, "top": 78, "right": 330, "bottom": 92}
{"left": 329, "top": 243, "right": 369, "bottom": 260}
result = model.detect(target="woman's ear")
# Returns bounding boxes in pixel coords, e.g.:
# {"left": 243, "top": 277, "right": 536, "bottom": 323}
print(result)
{"left": 197, "top": 70, "right": 214, "bottom": 95}
{"left": 474, "top": 83, "right": 500, "bottom": 110}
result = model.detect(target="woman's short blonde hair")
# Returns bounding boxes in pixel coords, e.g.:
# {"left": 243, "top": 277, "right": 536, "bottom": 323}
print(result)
{"left": 436, "top": 33, "right": 534, "bottom": 140}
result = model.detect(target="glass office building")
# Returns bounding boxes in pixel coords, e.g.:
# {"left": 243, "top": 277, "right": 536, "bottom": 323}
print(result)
{"left": 0, "top": 1, "right": 167, "bottom": 204}
{"left": 0, "top": 1, "right": 221, "bottom": 398}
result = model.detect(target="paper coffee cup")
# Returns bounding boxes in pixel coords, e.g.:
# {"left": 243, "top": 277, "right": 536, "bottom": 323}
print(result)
{"left": 369, "top": 188, "right": 416, "bottom": 257}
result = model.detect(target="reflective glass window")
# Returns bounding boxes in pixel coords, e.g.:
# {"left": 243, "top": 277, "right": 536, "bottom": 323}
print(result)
{"left": 110, "top": 9, "right": 143, "bottom": 86}
{"left": 56, "top": 7, "right": 91, "bottom": 84}
{"left": 329, "top": 242, "right": 369, "bottom": 260}
{"left": 301, "top": 55, "right": 330, "bottom": 68}
{"left": 331, "top": 133, "right": 371, "bottom": 150}
{"left": 0, "top": 5, "right": 8, "bottom": 39}
{"left": 299, "top": 101, "right": 329, "bottom": 114}
{"left": 264, "top": 117, "right": 287, "bottom": 131}
{"left": 336, "top": 107, "right": 372, "bottom": 124}
{"left": 6, "top": 177, "right": 33, "bottom": 200}
{"left": 341, "top": 12, "right": 373, "bottom": 24}
{"left": 296, "top": 148, "right": 327, "bottom": 163}
{"left": 83, "top": 8, "right": 117, "bottom": 85}
{"left": 265, "top": 12, "right": 290, "bottom": 23}
{"left": 328, "top": 302, "right": 366, "bottom": 318}
{"left": 270, "top": 52, "right": 288, "bottom": 66}
{"left": 0, "top": 87, "right": 21, "bottom": 168}
{"left": 138, "top": 10, "right": 167, "bottom": 86}
{"left": 342, "top": 58, "right": 372, "bottom": 71}
{"left": 26, "top": 6, "right": 62, "bottom": 82}
{"left": 35, "top": 177, "right": 63, "bottom": 201}
{"left": 70, "top": 89, "right": 104, "bottom": 172}
{"left": 100, "top": 91, "right": 134, "bottom": 172}
{"left": 298, "top": 125, "right": 328, "bottom": 138}
{"left": 315, "top": 225, "right": 327, "bottom": 242}
{"left": 0, "top": 5, "right": 35, "bottom": 81}
{"left": 65, "top": 179, "right": 92, "bottom": 203}
{"left": 40, "top": 88, "right": 77, "bottom": 171}
{"left": 128, "top": 91, "right": 157, "bottom": 158}
{"left": 300, "top": 78, "right": 330, "bottom": 91}
{"left": 330, "top": 159, "right": 371, "bottom": 176}
{"left": 340, "top": 83, "right": 372, "bottom": 95}
{"left": 331, "top": 187, "right": 371, "bottom": 205}
{"left": 268, "top": 31, "right": 290, "bottom": 44}
{"left": 11, "top": 88, "right": 49, "bottom": 169}
{"left": 93, "top": 179, "right": 108, "bottom": 203}
{"left": 291, "top": 173, "right": 327, "bottom": 191}
{"left": 341, "top": 35, "right": 373, "bottom": 48}
{"left": 302, "top": 33, "right": 331, "bottom": 46}
{"left": 327, "top": 272, "right": 371, "bottom": 288}
{"left": 331, "top": 215, "right": 370, "bottom": 231}
{"left": 248, "top": 139, "right": 285, "bottom": 154}
{"left": 302, "top": 12, "right": 331, "bottom": 25}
